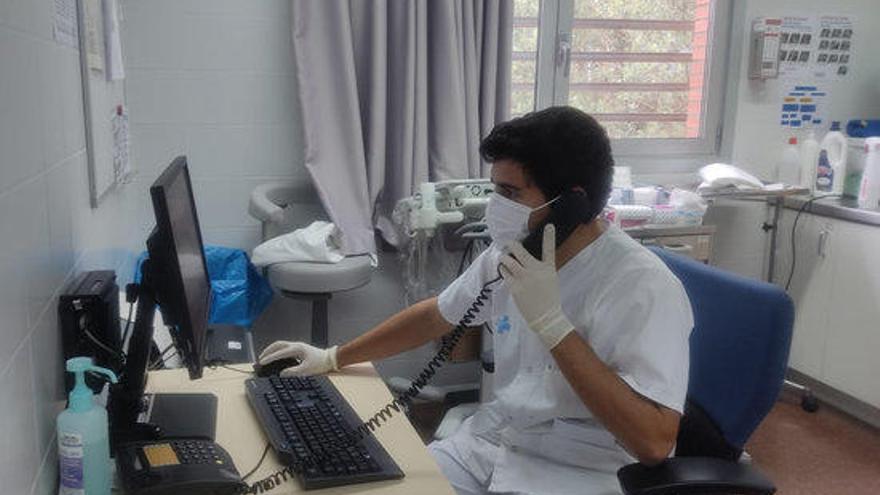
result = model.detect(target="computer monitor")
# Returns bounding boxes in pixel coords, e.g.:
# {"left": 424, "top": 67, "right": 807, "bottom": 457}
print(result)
{"left": 147, "top": 156, "right": 211, "bottom": 380}
{"left": 109, "top": 156, "right": 217, "bottom": 444}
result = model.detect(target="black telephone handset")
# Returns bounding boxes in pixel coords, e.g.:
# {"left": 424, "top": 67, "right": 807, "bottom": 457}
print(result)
{"left": 521, "top": 190, "right": 592, "bottom": 259}
{"left": 116, "top": 439, "right": 247, "bottom": 495}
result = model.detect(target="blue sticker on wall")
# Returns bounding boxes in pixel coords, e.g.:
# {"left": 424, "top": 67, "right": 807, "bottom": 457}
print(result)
{"left": 780, "top": 84, "right": 828, "bottom": 130}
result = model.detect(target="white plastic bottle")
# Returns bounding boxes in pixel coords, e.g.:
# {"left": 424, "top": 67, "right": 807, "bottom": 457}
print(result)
{"left": 859, "top": 137, "right": 880, "bottom": 210}
{"left": 815, "top": 121, "right": 848, "bottom": 193}
{"left": 799, "top": 130, "right": 820, "bottom": 192}
{"left": 57, "top": 357, "right": 118, "bottom": 495}
{"left": 776, "top": 136, "right": 800, "bottom": 185}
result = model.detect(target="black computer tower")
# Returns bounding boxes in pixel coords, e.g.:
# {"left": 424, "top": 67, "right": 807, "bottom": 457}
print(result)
{"left": 59, "top": 270, "right": 123, "bottom": 393}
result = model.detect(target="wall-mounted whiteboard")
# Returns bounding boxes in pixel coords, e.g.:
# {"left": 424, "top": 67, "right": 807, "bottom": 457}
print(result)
{"left": 77, "top": 0, "right": 127, "bottom": 208}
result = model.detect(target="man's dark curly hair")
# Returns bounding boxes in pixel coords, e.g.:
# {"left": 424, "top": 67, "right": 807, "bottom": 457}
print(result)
{"left": 479, "top": 106, "right": 614, "bottom": 221}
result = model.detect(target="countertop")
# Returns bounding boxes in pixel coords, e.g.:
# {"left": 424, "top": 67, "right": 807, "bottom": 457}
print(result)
{"left": 775, "top": 195, "right": 880, "bottom": 227}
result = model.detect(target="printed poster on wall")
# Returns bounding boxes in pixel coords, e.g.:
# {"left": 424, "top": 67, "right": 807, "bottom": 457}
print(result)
{"left": 777, "top": 15, "right": 854, "bottom": 81}
{"left": 816, "top": 15, "right": 854, "bottom": 80}
{"left": 778, "top": 16, "right": 816, "bottom": 80}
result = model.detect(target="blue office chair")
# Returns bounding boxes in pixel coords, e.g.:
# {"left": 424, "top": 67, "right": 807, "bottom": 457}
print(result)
{"left": 617, "top": 248, "right": 794, "bottom": 495}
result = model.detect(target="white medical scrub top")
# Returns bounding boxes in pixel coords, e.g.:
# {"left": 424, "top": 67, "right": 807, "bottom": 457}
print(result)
{"left": 437, "top": 224, "right": 694, "bottom": 494}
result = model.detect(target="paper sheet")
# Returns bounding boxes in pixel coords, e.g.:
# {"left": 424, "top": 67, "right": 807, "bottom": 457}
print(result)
{"left": 778, "top": 16, "right": 816, "bottom": 80}
{"left": 84, "top": 0, "right": 105, "bottom": 73}
{"left": 112, "top": 105, "right": 131, "bottom": 184}
{"left": 816, "top": 15, "right": 854, "bottom": 80}
{"left": 102, "top": 0, "right": 125, "bottom": 81}
{"left": 778, "top": 14, "right": 855, "bottom": 81}
{"left": 53, "top": 0, "right": 78, "bottom": 48}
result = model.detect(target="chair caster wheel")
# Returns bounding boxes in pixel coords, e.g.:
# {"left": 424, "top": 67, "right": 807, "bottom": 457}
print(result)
{"left": 801, "top": 394, "right": 819, "bottom": 413}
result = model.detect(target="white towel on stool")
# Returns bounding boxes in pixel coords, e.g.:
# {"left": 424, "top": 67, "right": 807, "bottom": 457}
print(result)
{"left": 252, "top": 221, "right": 345, "bottom": 266}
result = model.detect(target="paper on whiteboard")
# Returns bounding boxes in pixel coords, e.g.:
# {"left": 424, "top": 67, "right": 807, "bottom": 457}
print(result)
{"left": 112, "top": 106, "right": 131, "bottom": 184}
{"left": 102, "top": 0, "right": 125, "bottom": 81}
{"left": 84, "top": 0, "right": 105, "bottom": 73}
{"left": 53, "top": 0, "right": 78, "bottom": 48}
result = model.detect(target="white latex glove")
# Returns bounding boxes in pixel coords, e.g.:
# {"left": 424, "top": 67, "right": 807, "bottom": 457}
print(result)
{"left": 258, "top": 341, "right": 339, "bottom": 377}
{"left": 498, "top": 224, "right": 575, "bottom": 349}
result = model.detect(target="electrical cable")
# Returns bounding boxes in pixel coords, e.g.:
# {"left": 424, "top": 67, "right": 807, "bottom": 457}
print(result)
{"left": 147, "top": 344, "right": 175, "bottom": 370}
{"left": 238, "top": 274, "right": 503, "bottom": 494}
{"left": 162, "top": 350, "right": 178, "bottom": 364}
{"left": 83, "top": 328, "right": 126, "bottom": 365}
{"left": 784, "top": 194, "right": 840, "bottom": 292}
{"left": 120, "top": 301, "right": 135, "bottom": 349}
{"left": 205, "top": 359, "right": 255, "bottom": 375}
{"left": 456, "top": 239, "right": 475, "bottom": 276}
{"left": 149, "top": 350, "right": 177, "bottom": 371}
{"left": 219, "top": 364, "right": 254, "bottom": 375}
{"left": 241, "top": 443, "right": 272, "bottom": 482}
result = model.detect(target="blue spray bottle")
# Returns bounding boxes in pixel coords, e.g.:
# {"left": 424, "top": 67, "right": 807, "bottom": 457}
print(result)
{"left": 57, "top": 357, "right": 118, "bottom": 495}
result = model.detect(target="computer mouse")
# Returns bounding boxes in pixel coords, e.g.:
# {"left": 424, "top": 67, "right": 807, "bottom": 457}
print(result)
{"left": 253, "top": 357, "right": 301, "bottom": 377}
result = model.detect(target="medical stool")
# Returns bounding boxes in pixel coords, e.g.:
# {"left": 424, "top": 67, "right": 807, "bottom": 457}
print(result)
{"left": 248, "top": 182, "right": 373, "bottom": 347}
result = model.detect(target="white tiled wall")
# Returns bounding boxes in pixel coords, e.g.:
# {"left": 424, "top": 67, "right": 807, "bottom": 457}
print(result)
{"left": 121, "top": 0, "right": 309, "bottom": 251}
{"left": 0, "top": 1, "right": 143, "bottom": 493}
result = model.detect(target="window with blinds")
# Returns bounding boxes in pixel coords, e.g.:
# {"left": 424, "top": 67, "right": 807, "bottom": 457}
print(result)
{"left": 511, "top": 0, "right": 718, "bottom": 143}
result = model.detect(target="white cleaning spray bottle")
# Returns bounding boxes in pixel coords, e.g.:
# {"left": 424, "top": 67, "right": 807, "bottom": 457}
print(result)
{"left": 800, "top": 130, "right": 820, "bottom": 192}
{"left": 816, "top": 121, "right": 848, "bottom": 193}
{"left": 777, "top": 136, "right": 801, "bottom": 186}
{"left": 57, "top": 357, "right": 118, "bottom": 495}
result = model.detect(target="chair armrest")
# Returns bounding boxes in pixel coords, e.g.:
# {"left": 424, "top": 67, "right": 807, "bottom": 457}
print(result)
{"left": 248, "top": 182, "right": 319, "bottom": 225}
{"left": 617, "top": 457, "right": 775, "bottom": 495}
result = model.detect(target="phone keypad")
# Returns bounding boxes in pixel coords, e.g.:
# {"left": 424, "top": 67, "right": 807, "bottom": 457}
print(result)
{"left": 170, "top": 440, "right": 226, "bottom": 466}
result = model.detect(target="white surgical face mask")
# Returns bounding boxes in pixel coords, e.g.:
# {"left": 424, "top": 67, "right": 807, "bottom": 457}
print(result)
{"left": 485, "top": 192, "right": 559, "bottom": 245}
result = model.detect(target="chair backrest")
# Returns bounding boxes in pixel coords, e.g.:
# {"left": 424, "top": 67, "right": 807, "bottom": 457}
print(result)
{"left": 649, "top": 248, "right": 794, "bottom": 452}
{"left": 248, "top": 182, "right": 328, "bottom": 240}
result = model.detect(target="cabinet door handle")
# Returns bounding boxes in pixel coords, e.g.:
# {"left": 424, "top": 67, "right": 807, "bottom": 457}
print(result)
{"left": 817, "top": 230, "right": 829, "bottom": 258}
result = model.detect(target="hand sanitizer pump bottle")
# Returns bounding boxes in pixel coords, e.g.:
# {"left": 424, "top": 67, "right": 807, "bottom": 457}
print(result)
{"left": 57, "top": 357, "right": 118, "bottom": 495}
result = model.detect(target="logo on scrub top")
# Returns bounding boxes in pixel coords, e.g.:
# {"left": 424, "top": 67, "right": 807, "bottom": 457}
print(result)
{"left": 496, "top": 315, "right": 511, "bottom": 334}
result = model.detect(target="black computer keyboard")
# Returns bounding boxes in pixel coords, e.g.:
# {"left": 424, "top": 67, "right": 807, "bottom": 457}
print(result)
{"left": 245, "top": 375, "right": 404, "bottom": 490}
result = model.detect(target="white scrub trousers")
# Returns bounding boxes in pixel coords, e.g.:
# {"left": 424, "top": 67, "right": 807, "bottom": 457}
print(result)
{"left": 428, "top": 417, "right": 623, "bottom": 495}
{"left": 428, "top": 430, "right": 507, "bottom": 495}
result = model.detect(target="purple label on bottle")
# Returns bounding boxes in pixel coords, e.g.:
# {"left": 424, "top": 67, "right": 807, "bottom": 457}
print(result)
{"left": 59, "top": 433, "right": 85, "bottom": 494}
{"left": 60, "top": 456, "right": 84, "bottom": 488}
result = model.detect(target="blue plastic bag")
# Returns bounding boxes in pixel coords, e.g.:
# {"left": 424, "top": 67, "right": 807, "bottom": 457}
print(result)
{"left": 135, "top": 245, "right": 274, "bottom": 328}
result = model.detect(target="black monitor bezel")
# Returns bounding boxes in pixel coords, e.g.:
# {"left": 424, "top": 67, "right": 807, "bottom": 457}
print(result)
{"left": 147, "top": 156, "right": 212, "bottom": 380}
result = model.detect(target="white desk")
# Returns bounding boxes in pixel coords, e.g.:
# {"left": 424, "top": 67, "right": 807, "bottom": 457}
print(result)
{"left": 141, "top": 365, "right": 455, "bottom": 494}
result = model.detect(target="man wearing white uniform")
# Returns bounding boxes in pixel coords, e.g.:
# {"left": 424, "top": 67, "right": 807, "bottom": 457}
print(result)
{"left": 259, "top": 107, "right": 694, "bottom": 494}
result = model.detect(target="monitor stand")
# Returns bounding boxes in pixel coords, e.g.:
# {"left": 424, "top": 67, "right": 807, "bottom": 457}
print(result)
{"left": 109, "top": 261, "right": 217, "bottom": 446}
{"left": 141, "top": 393, "right": 217, "bottom": 440}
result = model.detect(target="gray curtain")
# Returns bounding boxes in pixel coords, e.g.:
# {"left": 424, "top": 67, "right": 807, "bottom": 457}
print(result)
{"left": 291, "top": 0, "right": 513, "bottom": 254}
